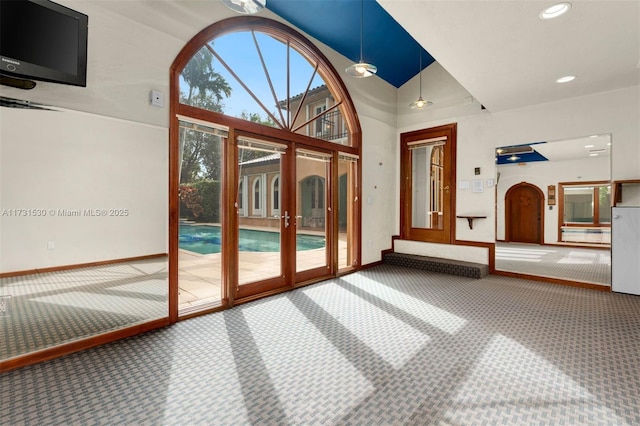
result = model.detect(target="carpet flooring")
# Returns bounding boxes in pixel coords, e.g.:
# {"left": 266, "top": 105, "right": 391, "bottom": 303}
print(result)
{"left": 495, "top": 243, "right": 611, "bottom": 285}
{"left": 0, "top": 259, "right": 168, "bottom": 360}
{"left": 2, "top": 264, "right": 639, "bottom": 425}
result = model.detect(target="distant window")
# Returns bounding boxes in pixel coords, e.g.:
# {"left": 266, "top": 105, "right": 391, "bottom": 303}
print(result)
{"left": 272, "top": 175, "right": 280, "bottom": 215}
{"left": 562, "top": 183, "right": 611, "bottom": 225}
{"left": 253, "top": 177, "right": 261, "bottom": 212}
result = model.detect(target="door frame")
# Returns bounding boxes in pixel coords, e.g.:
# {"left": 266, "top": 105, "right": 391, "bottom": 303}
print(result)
{"left": 400, "top": 123, "right": 457, "bottom": 244}
{"left": 504, "top": 182, "right": 544, "bottom": 244}
{"left": 232, "top": 135, "right": 336, "bottom": 301}
{"left": 293, "top": 144, "right": 335, "bottom": 285}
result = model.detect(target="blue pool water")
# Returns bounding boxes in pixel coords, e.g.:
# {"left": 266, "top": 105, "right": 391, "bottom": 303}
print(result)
{"left": 179, "top": 224, "right": 325, "bottom": 255}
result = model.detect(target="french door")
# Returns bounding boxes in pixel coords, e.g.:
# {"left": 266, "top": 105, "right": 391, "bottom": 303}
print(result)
{"left": 235, "top": 133, "right": 332, "bottom": 300}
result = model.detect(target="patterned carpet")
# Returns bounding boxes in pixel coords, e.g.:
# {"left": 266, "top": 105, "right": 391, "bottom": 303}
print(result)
{"left": 495, "top": 242, "right": 611, "bottom": 285}
{"left": 0, "top": 259, "right": 168, "bottom": 360}
{"left": 2, "top": 265, "right": 639, "bottom": 425}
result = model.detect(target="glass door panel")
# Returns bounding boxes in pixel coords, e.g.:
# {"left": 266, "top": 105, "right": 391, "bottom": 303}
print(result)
{"left": 401, "top": 124, "right": 456, "bottom": 244}
{"left": 295, "top": 148, "right": 332, "bottom": 276}
{"left": 177, "top": 121, "right": 224, "bottom": 313}
{"left": 338, "top": 153, "right": 358, "bottom": 271}
{"left": 236, "top": 138, "right": 289, "bottom": 298}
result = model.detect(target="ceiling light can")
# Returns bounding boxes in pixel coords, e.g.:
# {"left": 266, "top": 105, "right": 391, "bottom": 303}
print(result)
{"left": 556, "top": 75, "right": 576, "bottom": 83}
{"left": 540, "top": 2, "right": 571, "bottom": 19}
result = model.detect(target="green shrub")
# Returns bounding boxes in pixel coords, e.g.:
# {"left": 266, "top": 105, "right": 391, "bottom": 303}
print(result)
{"left": 179, "top": 180, "right": 221, "bottom": 223}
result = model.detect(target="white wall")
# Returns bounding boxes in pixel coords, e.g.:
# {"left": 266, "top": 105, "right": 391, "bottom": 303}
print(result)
{"left": 0, "top": 1, "right": 177, "bottom": 272}
{"left": 0, "top": 108, "right": 168, "bottom": 272}
{"left": 496, "top": 155, "right": 610, "bottom": 243}
{"left": 2, "top": 1, "right": 637, "bottom": 270}
{"left": 0, "top": 1, "right": 184, "bottom": 128}
{"left": 393, "top": 67, "right": 639, "bottom": 262}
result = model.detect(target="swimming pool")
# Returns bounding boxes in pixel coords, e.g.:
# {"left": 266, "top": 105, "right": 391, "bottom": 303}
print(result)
{"left": 179, "top": 224, "right": 326, "bottom": 255}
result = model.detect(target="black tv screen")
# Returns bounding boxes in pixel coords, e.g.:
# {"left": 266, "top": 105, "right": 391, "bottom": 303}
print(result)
{"left": 0, "top": 0, "right": 88, "bottom": 87}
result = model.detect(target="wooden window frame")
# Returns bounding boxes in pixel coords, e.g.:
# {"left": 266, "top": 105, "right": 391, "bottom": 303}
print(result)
{"left": 557, "top": 180, "right": 611, "bottom": 242}
{"left": 400, "top": 123, "right": 457, "bottom": 244}
{"left": 169, "top": 16, "right": 362, "bottom": 321}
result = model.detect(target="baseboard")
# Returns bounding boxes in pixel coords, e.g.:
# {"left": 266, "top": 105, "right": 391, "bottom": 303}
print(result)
{"left": 0, "top": 317, "right": 171, "bottom": 373}
{"left": 492, "top": 269, "right": 611, "bottom": 292}
{"left": 0, "top": 253, "right": 168, "bottom": 279}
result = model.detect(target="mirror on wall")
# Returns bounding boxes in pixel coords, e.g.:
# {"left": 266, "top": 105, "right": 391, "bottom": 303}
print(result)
{"left": 0, "top": 106, "right": 169, "bottom": 365}
{"left": 494, "top": 134, "right": 611, "bottom": 287}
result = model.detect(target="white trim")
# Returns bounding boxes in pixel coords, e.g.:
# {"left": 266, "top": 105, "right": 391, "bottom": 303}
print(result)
{"left": 271, "top": 174, "right": 281, "bottom": 217}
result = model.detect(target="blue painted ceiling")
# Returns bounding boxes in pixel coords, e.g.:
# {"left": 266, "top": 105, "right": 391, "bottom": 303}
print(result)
{"left": 266, "top": 0, "right": 434, "bottom": 88}
{"left": 496, "top": 142, "right": 549, "bottom": 165}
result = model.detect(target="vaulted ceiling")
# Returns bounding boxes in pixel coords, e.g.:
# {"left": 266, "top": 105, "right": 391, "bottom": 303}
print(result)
{"left": 266, "top": 0, "right": 434, "bottom": 89}
{"left": 91, "top": 0, "right": 639, "bottom": 114}
{"left": 268, "top": 0, "right": 640, "bottom": 112}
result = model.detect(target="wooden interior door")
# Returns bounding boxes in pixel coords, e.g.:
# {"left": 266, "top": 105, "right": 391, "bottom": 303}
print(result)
{"left": 505, "top": 182, "right": 544, "bottom": 244}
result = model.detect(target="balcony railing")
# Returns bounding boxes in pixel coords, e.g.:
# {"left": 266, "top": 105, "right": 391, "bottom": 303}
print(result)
{"left": 313, "top": 110, "right": 348, "bottom": 142}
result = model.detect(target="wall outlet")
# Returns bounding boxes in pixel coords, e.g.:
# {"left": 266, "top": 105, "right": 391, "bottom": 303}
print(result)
{"left": 47, "top": 241, "right": 55, "bottom": 249}
{"left": 150, "top": 90, "right": 164, "bottom": 107}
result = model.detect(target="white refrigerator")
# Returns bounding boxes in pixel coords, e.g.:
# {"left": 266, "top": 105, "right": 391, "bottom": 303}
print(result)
{"left": 612, "top": 207, "right": 640, "bottom": 295}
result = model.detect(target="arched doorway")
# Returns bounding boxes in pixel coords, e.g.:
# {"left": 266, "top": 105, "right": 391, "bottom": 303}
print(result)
{"left": 505, "top": 182, "right": 544, "bottom": 244}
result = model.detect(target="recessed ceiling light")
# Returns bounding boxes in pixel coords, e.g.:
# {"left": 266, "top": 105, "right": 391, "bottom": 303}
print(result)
{"left": 540, "top": 2, "right": 571, "bottom": 19}
{"left": 584, "top": 144, "right": 595, "bottom": 148}
{"left": 556, "top": 75, "right": 576, "bottom": 83}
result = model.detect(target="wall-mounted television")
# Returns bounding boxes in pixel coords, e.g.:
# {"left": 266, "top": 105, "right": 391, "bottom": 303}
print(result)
{"left": 0, "top": 0, "right": 88, "bottom": 88}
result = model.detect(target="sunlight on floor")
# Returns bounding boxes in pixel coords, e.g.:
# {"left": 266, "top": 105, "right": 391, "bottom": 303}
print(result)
{"left": 495, "top": 246, "right": 556, "bottom": 262}
{"left": 341, "top": 274, "right": 467, "bottom": 334}
{"left": 31, "top": 290, "right": 166, "bottom": 316}
{"left": 558, "top": 251, "right": 599, "bottom": 264}
{"left": 243, "top": 296, "right": 374, "bottom": 423}
{"left": 304, "top": 282, "right": 429, "bottom": 369}
{"left": 449, "top": 334, "right": 622, "bottom": 423}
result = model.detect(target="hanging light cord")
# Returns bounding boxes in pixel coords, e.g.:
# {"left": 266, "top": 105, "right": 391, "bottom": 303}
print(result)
{"left": 359, "top": 0, "right": 364, "bottom": 62}
{"left": 418, "top": 48, "right": 422, "bottom": 96}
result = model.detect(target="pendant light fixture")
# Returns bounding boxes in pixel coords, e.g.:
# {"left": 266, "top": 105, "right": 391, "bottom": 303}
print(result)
{"left": 409, "top": 47, "right": 432, "bottom": 109}
{"left": 223, "top": 0, "right": 266, "bottom": 14}
{"left": 345, "top": 0, "right": 377, "bottom": 78}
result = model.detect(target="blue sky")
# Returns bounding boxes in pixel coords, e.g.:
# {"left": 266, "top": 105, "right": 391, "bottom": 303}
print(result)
{"left": 187, "top": 31, "right": 326, "bottom": 122}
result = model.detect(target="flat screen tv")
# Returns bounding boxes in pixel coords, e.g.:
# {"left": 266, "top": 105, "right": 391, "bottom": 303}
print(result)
{"left": 0, "top": 0, "right": 88, "bottom": 87}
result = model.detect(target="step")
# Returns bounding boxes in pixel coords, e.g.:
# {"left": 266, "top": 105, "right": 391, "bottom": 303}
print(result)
{"left": 383, "top": 252, "right": 489, "bottom": 279}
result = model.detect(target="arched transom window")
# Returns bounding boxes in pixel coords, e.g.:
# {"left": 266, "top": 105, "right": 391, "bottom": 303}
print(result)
{"left": 177, "top": 18, "right": 358, "bottom": 147}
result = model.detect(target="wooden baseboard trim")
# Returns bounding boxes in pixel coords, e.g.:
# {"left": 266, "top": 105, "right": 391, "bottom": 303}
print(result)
{"left": 0, "top": 253, "right": 168, "bottom": 279}
{"left": 497, "top": 241, "right": 610, "bottom": 250}
{"left": 492, "top": 270, "right": 611, "bottom": 292}
{"left": 0, "top": 317, "right": 171, "bottom": 373}
{"left": 361, "top": 259, "right": 384, "bottom": 270}
{"left": 455, "top": 240, "right": 496, "bottom": 273}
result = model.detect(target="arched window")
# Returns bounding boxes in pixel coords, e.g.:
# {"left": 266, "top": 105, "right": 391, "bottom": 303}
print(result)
{"left": 238, "top": 179, "right": 244, "bottom": 215}
{"left": 271, "top": 175, "right": 280, "bottom": 216}
{"left": 252, "top": 177, "right": 262, "bottom": 216}
{"left": 170, "top": 16, "right": 363, "bottom": 313}
{"left": 175, "top": 17, "right": 359, "bottom": 147}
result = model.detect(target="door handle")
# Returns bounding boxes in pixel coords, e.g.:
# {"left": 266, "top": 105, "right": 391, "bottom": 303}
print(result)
{"left": 274, "top": 212, "right": 290, "bottom": 228}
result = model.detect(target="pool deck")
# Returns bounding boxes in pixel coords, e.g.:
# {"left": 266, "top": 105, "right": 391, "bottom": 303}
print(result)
{"left": 178, "top": 224, "right": 348, "bottom": 311}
